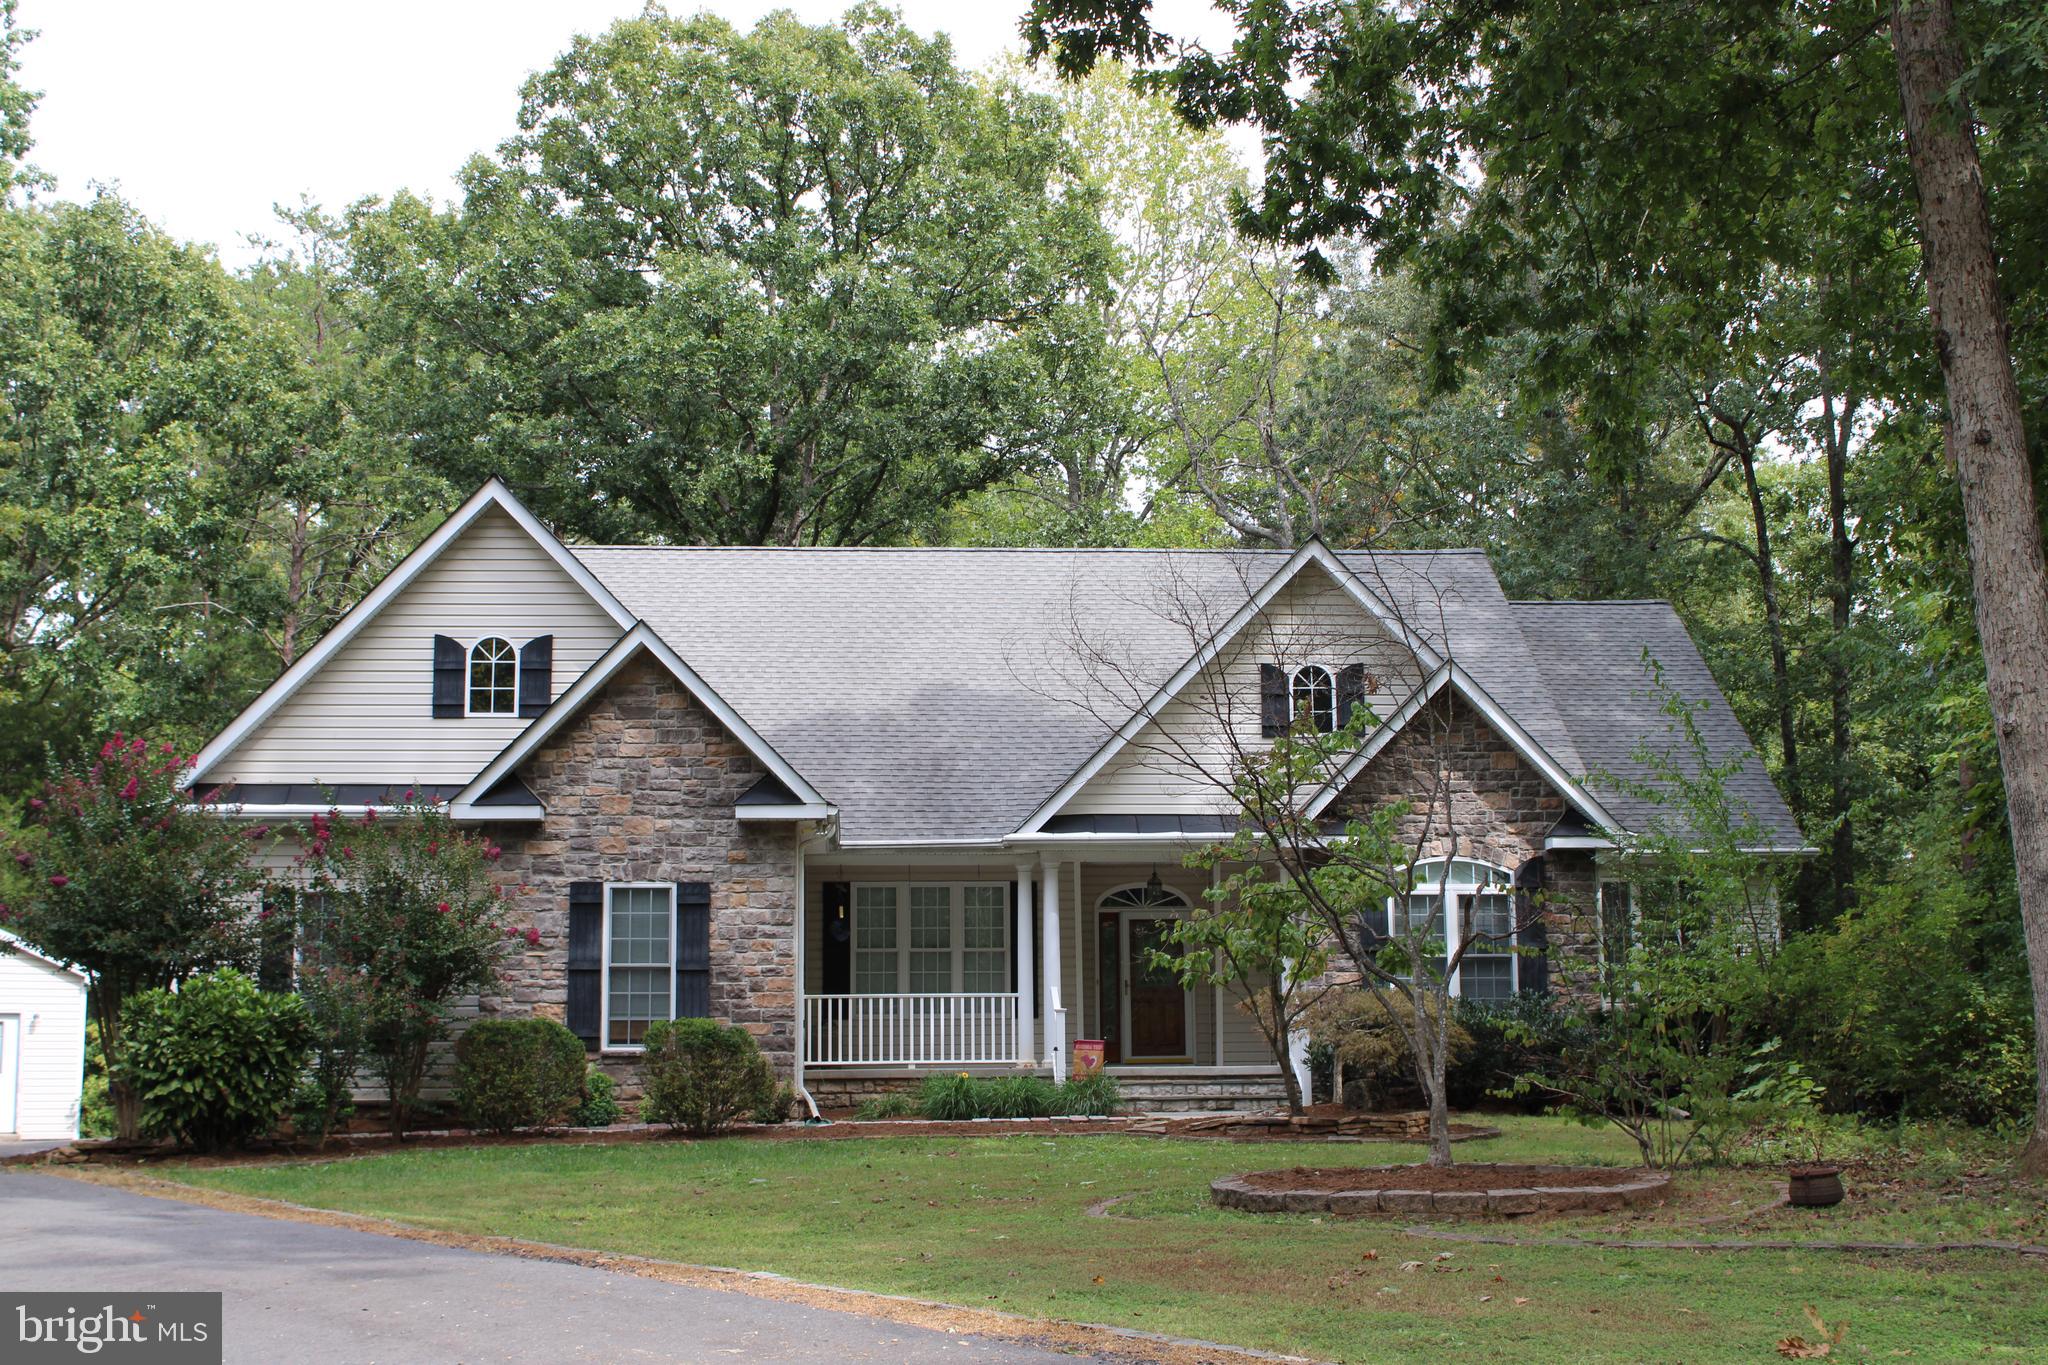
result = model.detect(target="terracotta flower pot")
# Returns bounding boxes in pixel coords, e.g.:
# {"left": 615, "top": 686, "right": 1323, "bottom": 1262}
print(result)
{"left": 1787, "top": 1164, "right": 1845, "bottom": 1207}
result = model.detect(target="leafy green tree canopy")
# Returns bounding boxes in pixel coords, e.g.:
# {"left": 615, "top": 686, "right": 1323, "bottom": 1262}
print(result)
{"left": 346, "top": 3, "right": 1115, "bottom": 546}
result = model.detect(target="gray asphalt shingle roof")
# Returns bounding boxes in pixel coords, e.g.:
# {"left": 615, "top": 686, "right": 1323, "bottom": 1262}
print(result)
{"left": 567, "top": 543, "right": 1794, "bottom": 847}
{"left": 1511, "top": 600, "right": 1806, "bottom": 849}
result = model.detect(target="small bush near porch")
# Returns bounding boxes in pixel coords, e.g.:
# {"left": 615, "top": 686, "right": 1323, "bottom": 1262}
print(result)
{"left": 161, "top": 1116, "right": 2045, "bottom": 1363}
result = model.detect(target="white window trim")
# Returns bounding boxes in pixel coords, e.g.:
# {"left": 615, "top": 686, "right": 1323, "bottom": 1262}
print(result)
{"left": 848, "top": 881, "right": 1011, "bottom": 995}
{"left": 465, "top": 635, "right": 522, "bottom": 718}
{"left": 601, "top": 882, "right": 676, "bottom": 1054}
{"left": 1289, "top": 663, "right": 1338, "bottom": 734}
{"left": 1384, "top": 858, "right": 1518, "bottom": 999}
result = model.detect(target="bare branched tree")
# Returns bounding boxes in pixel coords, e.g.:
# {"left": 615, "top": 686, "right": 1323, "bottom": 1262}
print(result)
{"left": 1019, "top": 547, "right": 1553, "bottom": 1161}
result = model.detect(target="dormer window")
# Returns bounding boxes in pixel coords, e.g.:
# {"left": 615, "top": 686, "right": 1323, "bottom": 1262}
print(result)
{"left": 1290, "top": 664, "right": 1337, "bottom": 734}
{"left": 467, "top": 637, "right": 519, "bottom": 715}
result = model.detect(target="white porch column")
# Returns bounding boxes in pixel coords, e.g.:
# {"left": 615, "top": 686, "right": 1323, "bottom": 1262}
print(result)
{"left": 1041, "top": 857, "right": 1067, "bottom": 1082}
{"left": 1281, "top": 958, "right": 1313, "bottom": 1105}
{"left": 1014, "top": 862, "right": 1037, "bottom": 1066}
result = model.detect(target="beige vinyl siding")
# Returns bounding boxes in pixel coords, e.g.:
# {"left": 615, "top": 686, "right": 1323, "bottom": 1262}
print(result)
{"left": 211, "top": 508, "right": 623, "bottom": 785}
{"left": 1063, "top": 567, "right": 1420, "bottom": 817}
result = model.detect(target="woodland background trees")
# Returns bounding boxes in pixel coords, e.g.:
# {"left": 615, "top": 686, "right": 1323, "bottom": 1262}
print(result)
{"left": 1, "top": 2, "right": 2041, "bottom": 1135}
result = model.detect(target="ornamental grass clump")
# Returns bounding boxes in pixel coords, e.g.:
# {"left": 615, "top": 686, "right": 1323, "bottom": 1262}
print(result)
{"left": 639, "top": 1018, "right": 774, "bottom": 1136}
{"left": 120, "top": 968, "right": 313, "bottom": 1152}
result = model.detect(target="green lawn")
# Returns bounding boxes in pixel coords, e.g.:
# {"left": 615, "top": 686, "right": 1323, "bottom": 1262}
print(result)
{"left": 156, "top": 1117, "right": 2046, "bottom": 1363}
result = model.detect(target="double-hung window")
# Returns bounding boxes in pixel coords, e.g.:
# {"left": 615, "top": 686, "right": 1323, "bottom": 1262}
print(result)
{"left": 848, "top": 882, "right": 1011, "bottom": 993}
{"left": 604, "top": 884, "right": 675, "bottom": 1048}
{"left": 1382, "top": 858, "right": 1519, "bottom": 1000}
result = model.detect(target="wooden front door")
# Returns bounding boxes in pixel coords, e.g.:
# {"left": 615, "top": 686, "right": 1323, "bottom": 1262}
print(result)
{"left": 1124, "top": 915, "right": 1189, "bottom": 1059}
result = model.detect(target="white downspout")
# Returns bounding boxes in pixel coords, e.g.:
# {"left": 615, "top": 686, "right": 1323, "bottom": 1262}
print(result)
{"left": 1042, "top": 856, "right": 1067, "bottom": 1083}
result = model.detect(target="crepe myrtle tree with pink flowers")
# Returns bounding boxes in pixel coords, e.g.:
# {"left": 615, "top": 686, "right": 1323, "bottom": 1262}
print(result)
{"left": 295, "top": 795, "right": 519, "bottom": 1138}
{"left": 0, "top": 736, "right": 265, "bottom": 1140}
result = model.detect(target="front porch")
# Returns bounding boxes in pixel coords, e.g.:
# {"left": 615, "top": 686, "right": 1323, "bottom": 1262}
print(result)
{"left": 796, "top": 855, "right": 1296, "bottom": 1108}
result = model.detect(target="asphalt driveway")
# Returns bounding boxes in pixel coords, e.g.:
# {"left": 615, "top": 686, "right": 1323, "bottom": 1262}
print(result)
{"left": 0, "top": 1172, "right": 1094, "bottom": 1364}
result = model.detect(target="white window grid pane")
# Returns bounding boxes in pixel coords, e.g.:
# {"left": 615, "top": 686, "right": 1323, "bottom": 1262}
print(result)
{"left": 607, "top": 887, "right": 672, "bottom": 1045}
{"left": 1403, "top": 893, "right": 1444, "bottom": 936}
{"left": 469, "top": 638, "right": 517, "bottom": 714}
{"left": 962, "top": 951, "right": 1006, "bottom": 992}
{"left": 1468, "top": 892, "right": 1513, "bottom": 941}
{"left": 1461, "top": 955, "right": 1514, "bottom": 1000}
{"left": 854, "top": 953, "right": 897, "bottom": 994}
{"left": 963, "top": 902, "right": 1006, "bottom": 950}
{"left": 909, "top": 888, "right": 951, "bottom": 950}
{"left": 908, "top": 951, "right": 951, "bottom": 993}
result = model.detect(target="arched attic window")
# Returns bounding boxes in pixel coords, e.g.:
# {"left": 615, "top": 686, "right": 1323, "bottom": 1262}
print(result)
{"left": 468, "top": 637, "right": 519, "bottom": 715}
{"left": 1290, "top": 664, "right": 1337, "bottom": 734}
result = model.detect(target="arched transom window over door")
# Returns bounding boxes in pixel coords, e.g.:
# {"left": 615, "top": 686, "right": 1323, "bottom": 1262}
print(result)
{"left": 1099, "top": 884, "right": 1190, "bottom": 912}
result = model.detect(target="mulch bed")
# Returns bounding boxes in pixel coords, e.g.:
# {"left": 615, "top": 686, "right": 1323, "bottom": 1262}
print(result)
{"left": 1213, "top": 1163, "right": 1672, "bottom": 1217}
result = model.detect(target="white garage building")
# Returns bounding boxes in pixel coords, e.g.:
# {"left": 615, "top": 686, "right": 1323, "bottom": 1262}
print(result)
{"left": 0, "top": 930, "right": 88, "bottom": 1141}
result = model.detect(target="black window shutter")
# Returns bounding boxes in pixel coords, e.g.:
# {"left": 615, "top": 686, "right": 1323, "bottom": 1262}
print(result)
{"left": 1259, "top": 663, "right": 1288, "bottom": 737}
{"left": 432, "top": 635, "right": 465, "bottom": 717}
{"left": 1515, "top": 856, "right": 1550, "bottom": 995}
{"left": 1336, "top": 663, "right": 1367, "bottom": 727}
{"left": 676, "top": 882, "right": 712, "bottom": 1018}
{"left": 821, "top": 881, "right": 851, "bottom": 995}
{"left": 517, "top": 635, "right": 554, "bottom": 717}
{"left": 257, "top": 893, "right": 294, "bottom": 992}
{"left": 566, "top": 882, "right": 603, "bottom": 1047}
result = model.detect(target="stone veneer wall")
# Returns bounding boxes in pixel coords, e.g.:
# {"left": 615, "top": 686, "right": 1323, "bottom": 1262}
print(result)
{"left": 1336, "top": 693, "right": 1602, "bottom": 996}
{"left": 483, "top": 655, "right": 800, "bottom": 1092}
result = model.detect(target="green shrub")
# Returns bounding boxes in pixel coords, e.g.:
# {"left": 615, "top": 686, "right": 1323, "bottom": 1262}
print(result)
{"left": 1449, "top": 993, "right": 1590, "bottom": 1112}
{"left": 119, "top": 969, "right": 313, "bottom": 1151}
{"left": 290, "top": 1076, "right": 353, "bottom": 1142}
{"left": 1056, "top": 1073, "right": 1123, "bottom": 1116}
{"left": 575, "top": 1070, "right": 622, "bottom": 1127}
{"left": 916, "top": 1071, "right": 984, "bottom": 1120}
{"left": 639, "top": 1018, "right": 774, "bottom": 1135}
{"left": 753, "top": 1082, "right": 798, "bottom": 1124}
{"left": 452, "top": 1018, "right": 588, "bottom": 1134}
{"left": 852, "top": 1092, "right": 919, "bottom": 1119}
{"left": 80, "top": 1021, "right": 115, "bottom": 1139}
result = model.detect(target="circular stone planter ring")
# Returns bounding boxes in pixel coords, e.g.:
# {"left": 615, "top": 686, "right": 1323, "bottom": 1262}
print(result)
{"left": 1211, "top": 1163, "right": 1672, "bottom": 1218}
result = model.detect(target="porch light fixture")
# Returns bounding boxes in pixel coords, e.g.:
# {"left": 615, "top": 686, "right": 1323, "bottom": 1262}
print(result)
{"left": 1145, "top": 866, "right": 1163, "bottom": 899}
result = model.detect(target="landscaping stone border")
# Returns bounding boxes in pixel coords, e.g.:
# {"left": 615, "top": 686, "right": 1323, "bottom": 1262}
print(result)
{"left": 1210, "top": 1165, "right": 1672, "bottom": 1217}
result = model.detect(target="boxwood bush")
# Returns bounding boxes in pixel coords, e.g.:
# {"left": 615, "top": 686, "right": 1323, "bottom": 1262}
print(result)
{"left": 120, "top": 969, "right": 313, "bottom": 1151}
{"left": 639, "top": 1018, "right": 774, "bottom": 1136}
{"left": 452, "top": 1018, "right": 588, "bottom": 1133}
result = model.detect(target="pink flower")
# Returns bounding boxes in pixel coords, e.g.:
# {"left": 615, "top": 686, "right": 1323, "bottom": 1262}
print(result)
{"left": 524, "top": 927, "right": 541, "bottom": 946}
{"left": 160, "top": 741, "right": 174, "bottom": 754}
{"left": 257, "top": 908, "right": 274, "bottom": 921}
{"left": 249, "top": 824, "right": 271, "bottom": 839}
{"left": 404, "top": 788, "right": 416, "bottom": 801}
{"left": 13, "top": 851, "right": 30, "bottom": 868}
{"left": 485, "top": 845, "right": 502, "bottom": 861}
{"left": 130, "top": 737, "right": 147, "bottom": 754}
{"left": 436, "top": 901, "right": 451, "bottom": 915}
{"left": 28, "top": 798, "right": 43, "bottom": 811}
{"left": 119, "top": 777, "right": 140, "bottom": 801}
{"left": 47, "top": 875, "right": 69, "bottom": 888}
{"left": 100, "top": 739, "right": 117, "bottom": 759}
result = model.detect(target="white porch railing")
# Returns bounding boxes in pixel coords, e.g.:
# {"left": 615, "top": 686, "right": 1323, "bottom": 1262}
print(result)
{"left": 803, "top": 993, "right": 1019, "bottom": 1066}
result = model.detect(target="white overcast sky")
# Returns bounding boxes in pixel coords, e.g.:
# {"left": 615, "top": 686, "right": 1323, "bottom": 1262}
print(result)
{"left": 16, "top": 1, "right": 1242, "bottom": 268}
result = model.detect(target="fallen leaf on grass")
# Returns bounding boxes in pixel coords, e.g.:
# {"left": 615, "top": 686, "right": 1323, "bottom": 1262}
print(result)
{"left": 1360, "top": 1250, "right": 1379, "bottom": 1261}
{"left": 1512, "top": 1298, "right": 1530, "bottom": 1307}
{"left": 1433, "top": 1251, "right": 1454, "bottom": 1262}
{"left": 1399, "top": 1260, "right": 1423, "bottom": 1272}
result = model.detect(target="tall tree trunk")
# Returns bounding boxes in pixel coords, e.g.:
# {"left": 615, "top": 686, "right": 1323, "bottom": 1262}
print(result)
{"left": 1733, "top": 432, "right": 1804, "bottom": 826}
{"left": 1819, "top": 361, "right": 1858, "bottom": 922}
{"left": 1892, "top": 0, "right": 2048, "bottom": 1177}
